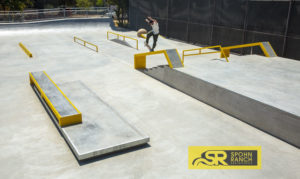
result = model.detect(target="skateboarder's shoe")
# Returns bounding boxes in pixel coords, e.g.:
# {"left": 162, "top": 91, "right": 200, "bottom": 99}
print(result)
{"left": 150, "top": 49, "right": 154, "bottom": 52}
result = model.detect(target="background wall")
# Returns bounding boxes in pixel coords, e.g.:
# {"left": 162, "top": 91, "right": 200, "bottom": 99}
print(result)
{"left": 128, "top": 0, "right": 300, "bottom": 60}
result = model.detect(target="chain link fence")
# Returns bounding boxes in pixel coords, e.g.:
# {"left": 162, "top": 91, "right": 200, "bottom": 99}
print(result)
{"left": 0, "top": 7, "right": 111, "bottom": 23}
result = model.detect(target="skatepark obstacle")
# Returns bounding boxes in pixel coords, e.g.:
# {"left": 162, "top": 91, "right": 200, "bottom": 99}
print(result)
{"left": 182, "top": 45, "right": 229, "bottom": 63}
{"left": 30, "top": 71, "right": 149, "bottom": 161}
{"left": 107, "top": 31, "right": 138, "bottom": 50}
{"left": 221, "top": 42, "right": 277, "bottom": 58}
{"left": 134, "top": 49, "right": 183, "bottom": 69}
{"left": 182, "top": 42, "right": 277, "bottom": 62}
{"left": 19, "top": 42, "right": 32, "bottom": 57}
{"left": 74, "top": 36, "right": 98, "bottom": 52}
{"left": 29, "top": 71, "right": 82, "bottom": 127}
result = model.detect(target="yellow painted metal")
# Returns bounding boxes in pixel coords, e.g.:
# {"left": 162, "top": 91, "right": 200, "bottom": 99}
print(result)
{"left": 107, "top": 31, "right": 139, "bottom": 50}
{"left": 74, "top": 36, "right": 98, "bottom": 52}
{"left": 220, "top": 42, "right": 277, "bottom": 58}
{"left": 183, "top": 42, "right": 277, "bottom": 62}
{"left": 134, "top": 49, "right": 184, "bottom": 69}
{"left": 175, "top": 48, "right": 184, "bottom": 67}
{"left": 19, "top": 42, "right": 33, "bottom": 57}
{"left": 134, "top": 55, "right": 146, "bottom": 69}
{"left": 163, "top": 51, "right": 174, "bottom": 69}
{"left": 267, "top": 42, "right": 277, "bottom": 56}
{"left": 140, "top": 34, "right": 146, "bottom": 39}
{"left": 29, "top": 71, "right": 82, "bottom": 127}
{"left": 182, "top": 45, "right": 229, "bottom": 62}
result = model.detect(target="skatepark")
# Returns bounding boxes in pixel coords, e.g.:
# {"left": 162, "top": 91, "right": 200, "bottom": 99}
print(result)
{"left": 0, "top": 16, "right": 300, "bottom": 178}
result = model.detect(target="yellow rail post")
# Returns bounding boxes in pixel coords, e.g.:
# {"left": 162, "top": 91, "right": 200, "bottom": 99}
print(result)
{"left": 182, "top": 45, "right": 229, "bottom": 62}
{"left": 19, "top": 42, "right": 33, "bottom": 57}
{"left": 74, "top": 36, "right": 98, "bottom": 52}
{"left": 107, "top": 31, "right": 139, "bottom": 50}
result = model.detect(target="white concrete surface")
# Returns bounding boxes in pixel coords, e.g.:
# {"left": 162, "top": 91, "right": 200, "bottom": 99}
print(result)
{"left": 0, "top": 18, "right": 299, "bottom": 178}
{"left": 178, "top": 53, "right": 300, "bottom": 117}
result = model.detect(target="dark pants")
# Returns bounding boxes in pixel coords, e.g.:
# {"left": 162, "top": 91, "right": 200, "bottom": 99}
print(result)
{"left": 146, "top": 32, "right": 159, "bottom": 50}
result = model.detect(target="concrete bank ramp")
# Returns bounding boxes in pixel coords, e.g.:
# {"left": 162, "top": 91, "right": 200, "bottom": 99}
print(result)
{"left": 142, "top": 65, "right": 300, "bottom": 148}
{"left": 165, "top": 49, "right": 183, "bottom": 68}
{"left": 261, "top": 42, "right": 277, "bottom": 57}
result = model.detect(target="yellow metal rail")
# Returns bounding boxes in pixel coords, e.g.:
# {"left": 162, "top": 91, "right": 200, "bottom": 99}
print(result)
{"left": 29, "top": 71, "right": 82, "bottom": 127}
{"left": 182, "top": 42, "right": 277, "bottom": 62}
{"left": 74, "top": 36, "right": 98, "bottom": 52}
{"left": 221, "top": 42, "right": 277, "bottom": 58}
{"left": 182, "top": 45, "right": 229, "bottom": 62}
{"left": 19, "top": 42, "right": 33, "bottom": 57}
{"left": 107, "top": 31, "right": 139, "bottom": 50}
{"left": 134, "top": 49, "right": 183, "bottom": 69}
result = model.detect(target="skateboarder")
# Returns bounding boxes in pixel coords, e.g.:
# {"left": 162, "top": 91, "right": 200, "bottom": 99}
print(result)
{"left": 145, "top": 16, "right": 159, "bottom": 52}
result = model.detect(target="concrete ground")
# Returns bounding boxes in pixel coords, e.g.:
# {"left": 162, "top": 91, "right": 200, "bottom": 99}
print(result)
{"left": 0, "top": 18, "right": 299, "bottom": 179}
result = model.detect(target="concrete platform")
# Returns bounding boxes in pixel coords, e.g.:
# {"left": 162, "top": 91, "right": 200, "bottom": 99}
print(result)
{"left": 142, "top": 53, "right": 300, "bottom": 147}
{"left": 0, "top": 18, "right": 300, "bottom": 178}
{"left": 33, "top": 78, "right": 149, "bottom": 160}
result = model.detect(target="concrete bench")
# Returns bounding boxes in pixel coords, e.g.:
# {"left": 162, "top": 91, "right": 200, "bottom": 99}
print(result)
{"left": 29, "top": 71, "right": 82, "bottom": 127}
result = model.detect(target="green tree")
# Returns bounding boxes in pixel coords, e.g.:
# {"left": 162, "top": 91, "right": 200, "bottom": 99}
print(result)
{"left": 0, "top": 0, "right": 33, "bottom": 11}
{"left": 96, "top": 0, "right": 104, "bottom": 7}
{"left": 76, "top": 0, "right": 92, "bottom": 8}
{"left": 88, "top": 0, "right": 104, "bottom": 7}
{"left": 107, "top": 0, "right": 128, "bottom": 27}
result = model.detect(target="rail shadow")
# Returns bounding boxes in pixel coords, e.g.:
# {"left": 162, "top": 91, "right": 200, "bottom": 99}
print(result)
{"left": 109, "top": 38, "right": 136, "bottom": 49}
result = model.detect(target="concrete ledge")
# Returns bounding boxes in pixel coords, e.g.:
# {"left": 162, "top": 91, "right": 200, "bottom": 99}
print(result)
{"left": 31, "top": 78, "right": 149, "bottom": 160}
{"left": 142, "top": 65, "right": 300, "bottom": 148}
{"left": 29, "top": 71, "right": 82, "bottom": 127}
{"left": 56, "top": 81, "right": 150, "bottom": 160}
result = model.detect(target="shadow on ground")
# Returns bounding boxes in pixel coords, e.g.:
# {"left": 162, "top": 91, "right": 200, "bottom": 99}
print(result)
{"left": 211, "top": 58, "right": 228, "bottom": 62}
{"left": 109, "top": 38, "right": 136, "bottom": 49}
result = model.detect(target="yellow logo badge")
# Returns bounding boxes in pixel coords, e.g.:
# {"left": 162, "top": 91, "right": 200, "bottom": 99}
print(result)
{"left": 188, "top": 146, "right": 261, "bottom": 169}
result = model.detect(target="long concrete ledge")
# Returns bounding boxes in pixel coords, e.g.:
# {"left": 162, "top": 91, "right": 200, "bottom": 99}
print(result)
{"left": 142, "top": 65, "right": 300, "bottom": 148}
{"left": 30, "top": 77, "right": 149, "bottom": 160}
{"left": 30, "top": 71, "right": 82, "bottom": 126}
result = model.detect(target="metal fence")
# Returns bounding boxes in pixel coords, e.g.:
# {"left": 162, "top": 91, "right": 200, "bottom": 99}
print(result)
{"left": 0, "top": 7, "right": 110, "bottom": 23}
{"left": 129, "top": 0, "right": 300, "bottom": 61}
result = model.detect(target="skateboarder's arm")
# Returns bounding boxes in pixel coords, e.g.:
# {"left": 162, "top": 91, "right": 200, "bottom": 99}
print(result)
{"left": 147, "top": 16, "right": 157, "bottom": 23}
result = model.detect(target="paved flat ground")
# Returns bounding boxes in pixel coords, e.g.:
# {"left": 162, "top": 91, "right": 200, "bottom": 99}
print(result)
{"left": 0, "top": 18, "right": 299, "bottom": 178}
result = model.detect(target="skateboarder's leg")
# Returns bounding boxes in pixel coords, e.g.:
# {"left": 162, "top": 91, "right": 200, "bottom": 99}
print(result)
{"left": 152, "top": 34, "right": 159, "bottom": 51}
{"left": 146, "top": 32, "right": 154, "bottom": 44}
